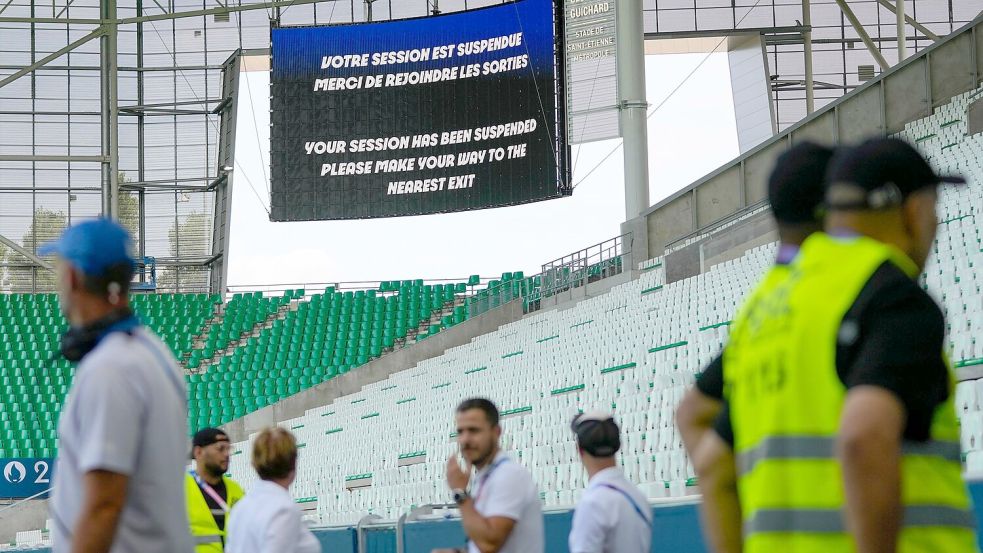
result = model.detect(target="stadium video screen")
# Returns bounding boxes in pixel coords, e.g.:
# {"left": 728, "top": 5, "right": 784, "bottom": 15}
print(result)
{"left": 269, "top": 0, "right": 570, "bottom": 221}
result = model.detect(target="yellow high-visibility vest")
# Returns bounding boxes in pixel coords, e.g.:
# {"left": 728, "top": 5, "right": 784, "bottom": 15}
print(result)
{"left": 724, "top": 232, "right": 977, "bottom": 553}
{"left": 186, "top": 472, "right": 245, "bottom": 553}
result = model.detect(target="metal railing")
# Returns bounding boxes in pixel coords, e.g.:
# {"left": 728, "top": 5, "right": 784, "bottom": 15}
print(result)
{"left": 468, "top": 233, "right": 633, "bottom": 318}
{"left": 540, "top": 233, "right": 630, "bottom": 300}
{"left": 225, "top": 277, "right": 491, "bottom": 299}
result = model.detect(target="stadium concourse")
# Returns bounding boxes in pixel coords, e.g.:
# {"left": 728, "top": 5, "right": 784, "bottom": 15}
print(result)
{"left": 5, "top": 81, "right": 983, "bottom": 549}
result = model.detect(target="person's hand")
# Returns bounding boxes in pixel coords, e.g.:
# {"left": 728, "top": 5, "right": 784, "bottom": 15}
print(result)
{"left": 446, "top": 455, "right": 471, "bottom": 490}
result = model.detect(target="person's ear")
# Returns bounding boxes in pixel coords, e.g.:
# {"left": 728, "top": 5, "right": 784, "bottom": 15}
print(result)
{"left": 59, "top": 262, "right": 78, "bottom": 293}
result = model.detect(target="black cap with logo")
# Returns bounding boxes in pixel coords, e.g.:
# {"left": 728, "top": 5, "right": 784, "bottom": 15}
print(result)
{"left": 768, "top": 141, "right": 835, "bottom": 224}
{"left": 825, "top": 137, "right": 965, "bottom": 210}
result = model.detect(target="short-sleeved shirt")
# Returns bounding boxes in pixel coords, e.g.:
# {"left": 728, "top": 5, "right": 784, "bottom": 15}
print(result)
{"left": 51, "top": 326, "right": 193, "bottom": 553}
{"left": 569, "top": 467, "right": 651, "bottom": 553}
{"left": 226, "top": 480, "right": 321, "bottom": 553}
{"left": 469, "top": 452, "right": 544, "bottom": 553}
{"left": 713, "top": 260, "right": 950, "bottom": 445}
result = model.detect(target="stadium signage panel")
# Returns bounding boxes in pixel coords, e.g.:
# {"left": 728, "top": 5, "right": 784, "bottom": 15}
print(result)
{"left": 269, "top": 0, "right": 570, "bottom": 221}
{"left": 0, "top": 458, "right": 53, "bottom": 499}
{"left": 563, "top": 0, "right": 619, "bottom": 143}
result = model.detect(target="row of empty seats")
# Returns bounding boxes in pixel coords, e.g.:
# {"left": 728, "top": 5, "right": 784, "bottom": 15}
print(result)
{"left": 226, "top": 85, "right": 983, "bottom": 525}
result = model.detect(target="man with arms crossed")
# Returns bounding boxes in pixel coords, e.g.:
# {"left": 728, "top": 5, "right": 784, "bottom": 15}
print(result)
{"left": 445, "top": 398, "right": 544, "bottom": 553}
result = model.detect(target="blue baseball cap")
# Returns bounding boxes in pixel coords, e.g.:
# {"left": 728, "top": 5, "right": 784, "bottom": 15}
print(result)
{"left": 38, "top": 218, "right": 136, "bottom": 277}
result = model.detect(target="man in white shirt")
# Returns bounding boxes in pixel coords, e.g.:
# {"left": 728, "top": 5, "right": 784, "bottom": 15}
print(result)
{"left": 445, "top": 398, "right": 544, "bottom": 553}
{"left": 43, "top": 219, "right": 193, "bottom": 553}
{"left": 569, "top": 412, "right": 652, "bottom": 553}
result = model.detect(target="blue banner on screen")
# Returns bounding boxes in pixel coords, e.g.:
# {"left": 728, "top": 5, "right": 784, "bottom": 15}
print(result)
{"left": 0, "top": 458, "right": 53, "bottom": 498}
{"left": 269, "top": 0, "right": 570, "bottom": 220}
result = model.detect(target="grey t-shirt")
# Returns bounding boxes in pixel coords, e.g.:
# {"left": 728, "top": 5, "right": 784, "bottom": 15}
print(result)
{"left": 51, "top": 327, "right": 193, "bottom": 553}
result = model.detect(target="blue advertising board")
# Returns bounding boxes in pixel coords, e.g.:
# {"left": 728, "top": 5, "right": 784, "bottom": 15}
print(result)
{"left": 0, "top": 458, "right": 54, "bottom": 499}
{"left": 270, "top": 0, "right": 570, "bottom": 220}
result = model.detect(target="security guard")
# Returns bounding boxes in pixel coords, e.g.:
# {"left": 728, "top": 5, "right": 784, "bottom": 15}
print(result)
{"left": 569, "top": 412, "right": 651, "bottom": 553}
{"left": 676, "top": 142, "right": 833, "bottom": 553}
{"left": 716, "top": 138, "right": 977, "bottom": 552}
{"left": 187, "top": 428, "right": 245, "bottom": 552}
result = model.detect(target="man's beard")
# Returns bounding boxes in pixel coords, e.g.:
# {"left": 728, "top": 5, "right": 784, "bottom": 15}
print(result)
{"left": 471, "top": 442, "right": 497, "bottom": 468}
{"left": 204, "top": 461, "right": 225, "bottom": 478}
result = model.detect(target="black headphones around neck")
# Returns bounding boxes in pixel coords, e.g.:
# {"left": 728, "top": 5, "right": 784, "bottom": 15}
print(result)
{"left": 60, "top": 309, "right": 136, "bottom": 362}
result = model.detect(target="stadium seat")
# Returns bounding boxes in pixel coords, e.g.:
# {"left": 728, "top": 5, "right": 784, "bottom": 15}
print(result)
{"left": 221, "top": 85, "right": 983, "bottom": 525}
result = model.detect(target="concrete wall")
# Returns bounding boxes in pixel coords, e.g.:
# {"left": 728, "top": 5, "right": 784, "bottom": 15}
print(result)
{"left": 664, "top": 209, "right": 776, "bottom": 284}
{"left": 222, "top": 301, "right": 526, "bottom": 442}
{"left": 0, "top": 499, "right": 47, "bottom": 544}
{"left": 630, "top": 15, "right": 983, "bottom": 262}
{"left": 970, "top": 97, "right": 983, "bottom": 135}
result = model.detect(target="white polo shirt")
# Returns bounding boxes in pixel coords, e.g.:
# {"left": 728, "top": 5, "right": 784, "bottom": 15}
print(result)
{"left": 469, "top": 451, "right": 544, "bottom": 553}
{"left": 569, "top": 467, "right": 652, "bottom": 553}
{"left": 51, "top": 326, "right": 193, "bottom": 553}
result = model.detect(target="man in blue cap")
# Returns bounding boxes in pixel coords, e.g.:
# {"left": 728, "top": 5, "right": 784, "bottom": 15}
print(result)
{"left": 42, "top": 218, "right": 193, "bottom": 553}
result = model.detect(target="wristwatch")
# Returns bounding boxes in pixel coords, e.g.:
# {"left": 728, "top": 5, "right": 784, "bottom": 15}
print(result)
{"left": 452, "top": 489, "right": 470, "bottom": 505}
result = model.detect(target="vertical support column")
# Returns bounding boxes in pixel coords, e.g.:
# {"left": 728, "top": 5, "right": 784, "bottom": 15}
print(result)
{"left": 136, "top": 0, "right": 146, "bottom": 259}
{"left": 802, "top": 0, "right": 815, "bottom": 114}
{"left": 100, "top": 0, "right": 119, "bottom": 219}
{"left": 896, "top": 0, "right": 907, "bottom": 60}
{"left": 617, "top": 0, "right": 650, "bottom": 220}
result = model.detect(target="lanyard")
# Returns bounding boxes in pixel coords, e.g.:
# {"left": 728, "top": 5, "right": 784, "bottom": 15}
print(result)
{"left": 472, "top": 456, "right": 509, "bottom": 504}
{"left": 598, "top": 483, "right": 652, "bottom": 528}
{"left": 190, "top": 470, "right": 229, "bottom": 513}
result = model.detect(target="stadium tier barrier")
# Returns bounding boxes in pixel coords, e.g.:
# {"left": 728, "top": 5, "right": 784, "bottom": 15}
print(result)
{"left": 11, "top": 482, "right": 983, "bottom": 552}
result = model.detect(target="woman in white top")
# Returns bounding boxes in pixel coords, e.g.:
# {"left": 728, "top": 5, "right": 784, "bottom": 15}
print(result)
{"left": 226, "top": 427, "right": 321, "bottom": 553}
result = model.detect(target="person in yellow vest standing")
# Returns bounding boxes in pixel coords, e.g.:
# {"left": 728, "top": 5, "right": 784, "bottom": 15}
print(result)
{"left": 707, "top": 137, "right": 978, "bottom": 553}
{"left": 676, "top": 142, "right": 834, "bottom": 553}
{"left": 187, "top": 428, "right": 245, "bottom": 552}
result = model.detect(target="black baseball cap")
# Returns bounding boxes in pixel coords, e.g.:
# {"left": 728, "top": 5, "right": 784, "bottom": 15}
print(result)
{"left": 192, "top": 428, "right": 229, "bottom": 448}
{"left": 571, "top": 411, "right": 621, "bottom": 457}
{"left": 825, "top": 137, "right": 965, "bottom": 210}
{"left": 768, "top": 141, "right": 834, "bottom": 224}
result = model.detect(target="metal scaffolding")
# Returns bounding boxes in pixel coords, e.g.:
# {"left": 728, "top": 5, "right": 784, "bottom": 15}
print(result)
{"left": 0, "top": 0, "right": 975, "bottom": 292}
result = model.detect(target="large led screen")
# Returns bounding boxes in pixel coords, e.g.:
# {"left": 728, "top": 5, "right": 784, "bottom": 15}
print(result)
{"left": 270, "top": 0, "right": 570, "bottom": 220}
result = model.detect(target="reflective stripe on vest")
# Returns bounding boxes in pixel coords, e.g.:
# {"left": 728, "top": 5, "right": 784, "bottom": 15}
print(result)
{"left": 745, "top": 505, "right": 977, "bottom": 535}
{"left": 737, "top": 435, "right": 962, "bottom": 477}
{"left": 194, "top": 535, "right": 223, "bottom": 545}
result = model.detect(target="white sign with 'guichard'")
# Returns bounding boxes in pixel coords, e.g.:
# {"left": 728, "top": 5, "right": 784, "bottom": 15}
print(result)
{"left": 564, "top": 0, "right": 619, "bottom": 143}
